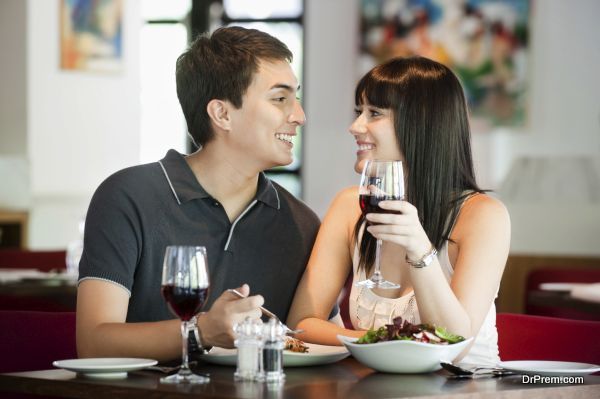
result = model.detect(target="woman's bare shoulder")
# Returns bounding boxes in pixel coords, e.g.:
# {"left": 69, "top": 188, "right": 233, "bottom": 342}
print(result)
{"left": 454, "top": 193, "right": 511, "bottom": 238}
{"left": 463, "top": 193, "right": 509, "bottom": 219}
{"left": 321, "top": 186, "right": 360, "bottom": 236}
{"left": 334, "top": 186, "right": 359, "bottom": 202}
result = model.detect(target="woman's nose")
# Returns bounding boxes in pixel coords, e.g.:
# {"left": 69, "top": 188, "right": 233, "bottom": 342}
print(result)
{"left": 349, "top": 115, "right": 366, "bottom": 136}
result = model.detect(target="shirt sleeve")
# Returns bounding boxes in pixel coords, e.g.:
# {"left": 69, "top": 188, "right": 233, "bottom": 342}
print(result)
{"left": 78, "top": 171, "right": 143, "bottom": 294}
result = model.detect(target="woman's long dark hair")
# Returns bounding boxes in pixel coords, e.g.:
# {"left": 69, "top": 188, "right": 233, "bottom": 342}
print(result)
{"left": 354, "top": 57, "right": 483, "bottom": 274}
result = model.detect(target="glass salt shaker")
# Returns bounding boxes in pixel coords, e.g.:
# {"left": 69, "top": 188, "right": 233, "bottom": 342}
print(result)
{"left": 262, "top": 318, "right": 286, "bottom": 382}
{"left": 234, "top": 317, "right": 264, "bottom": 381}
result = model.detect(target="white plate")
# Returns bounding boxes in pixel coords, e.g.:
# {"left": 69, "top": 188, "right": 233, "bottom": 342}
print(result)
{"left": 53, "top": 358, "right": 158, "bottom": 379}
{"left": 202, "top": 343, "right": 349, "bottom": 367}
{"left": 498, "top": 360, "right": 600, "bottom": 376}
{"left": 539, "top": 283, "right": 587, "bottom": 292}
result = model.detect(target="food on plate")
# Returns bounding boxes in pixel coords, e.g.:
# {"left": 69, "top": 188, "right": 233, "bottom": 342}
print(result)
{"left": 284, "top": 336, "right": 309, "bottom": 353}
{"left": 357, "top": 317, "right": 465, "bottom": 345}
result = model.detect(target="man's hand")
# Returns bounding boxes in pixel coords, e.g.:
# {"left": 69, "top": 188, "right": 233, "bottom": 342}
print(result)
{"left": 196, "top": 284, "right": 263, "bottom": 348}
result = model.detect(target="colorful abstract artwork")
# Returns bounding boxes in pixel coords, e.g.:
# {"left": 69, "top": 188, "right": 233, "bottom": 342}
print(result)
{"left": 60, "top": 0, "right": 123, "bottom": 72}
{"left": 359, "top": 0, "right": 529, "bottom": 130}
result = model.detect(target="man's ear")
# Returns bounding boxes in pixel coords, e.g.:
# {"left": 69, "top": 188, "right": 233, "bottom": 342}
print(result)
{"left": 206, "top": 99, "right": 231, "bottom": 131}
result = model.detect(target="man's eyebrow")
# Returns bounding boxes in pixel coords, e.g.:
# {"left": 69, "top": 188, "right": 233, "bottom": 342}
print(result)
{"left": 270, "top": 84, "right": 301, "bottom": 92}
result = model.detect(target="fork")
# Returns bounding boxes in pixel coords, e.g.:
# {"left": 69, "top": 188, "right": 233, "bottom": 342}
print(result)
{"left": 228, "top": 289, "right": 303, "bottom": 335}
{"left": 440, "top": 362, "right": 516, "bottom": 378}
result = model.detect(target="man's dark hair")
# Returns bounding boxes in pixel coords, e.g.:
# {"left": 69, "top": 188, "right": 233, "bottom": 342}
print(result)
{"left": 176, "top": 26, "right": 293, "bottom": 147}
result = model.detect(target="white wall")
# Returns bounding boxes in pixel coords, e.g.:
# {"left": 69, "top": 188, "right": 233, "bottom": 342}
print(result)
{"left": 1, "top": 0, "right": 598, "bottom": 254}
{"left": 25, "top": 0, "right": 141, "bottom": 247}
{"left": 485, "top": 0, "right": 600, "bottom": 185}
{"left": 303, "top": 0, "right": 600, "bottom": 255}
{"left": 0, "top": 0, "right": 27, "bottom": 156}
{"left": 303, "top": 0, "right": 360, "bottom": 215}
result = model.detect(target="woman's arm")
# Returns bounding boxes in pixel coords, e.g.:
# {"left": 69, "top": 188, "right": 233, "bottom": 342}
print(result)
{"left": 367, "top": 194, "right": 510, "bottom": 338}
{"left": 287, "top": 187, "right": 366, "bottom": 346}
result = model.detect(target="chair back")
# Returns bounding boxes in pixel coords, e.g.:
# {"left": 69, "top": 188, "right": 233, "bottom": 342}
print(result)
{"left": 525, "top": 267, "right": 600, "bottom": 320}
{"left": 0, "top": 249, "right": 67, "bottom": 272}
{"left": 0, "top": 311, "right": 77, "bottom": 373}
{"left": 497, "top": 313, "right": 600, "bottom": 364}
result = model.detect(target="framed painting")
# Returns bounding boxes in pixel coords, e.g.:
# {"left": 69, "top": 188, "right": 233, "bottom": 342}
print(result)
{"left": 359, "top": 0, "right": 530, "bottom": 130}
{"left": 60, "top": 0, "right": 123, "bottom": 72}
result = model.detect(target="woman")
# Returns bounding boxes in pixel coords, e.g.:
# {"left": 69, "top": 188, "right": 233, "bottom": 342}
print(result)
{"left": 287, "top": 56, "right": 510, "bottom": 366}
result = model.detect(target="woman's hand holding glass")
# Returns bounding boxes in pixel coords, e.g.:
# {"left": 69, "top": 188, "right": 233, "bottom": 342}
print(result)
{"left": 365, "top": 200, "right": 433, "bottom": 263}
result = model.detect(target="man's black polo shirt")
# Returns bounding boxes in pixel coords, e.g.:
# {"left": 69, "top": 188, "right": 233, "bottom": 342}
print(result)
{"left": 79, "top": 150, "right": 320, "bottom": 322}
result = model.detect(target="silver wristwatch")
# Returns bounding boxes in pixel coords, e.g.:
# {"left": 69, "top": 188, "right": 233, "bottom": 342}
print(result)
{"left": 188, "top": 315, "right": 210, "bottom": 354}
{"left": 405, "top": 246, "right": 438, "bottom": 268}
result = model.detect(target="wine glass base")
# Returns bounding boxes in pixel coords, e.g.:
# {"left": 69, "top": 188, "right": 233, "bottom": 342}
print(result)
{"left": 355, "top": 279, "right": 400, "bottom": 290}
{"left": 160, "top": 371, "right": 210, "bottom": 384}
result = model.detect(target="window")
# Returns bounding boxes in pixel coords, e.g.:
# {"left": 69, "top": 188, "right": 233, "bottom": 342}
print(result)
{"left": 140, "top": 0, "right": 191, "bottom": 163}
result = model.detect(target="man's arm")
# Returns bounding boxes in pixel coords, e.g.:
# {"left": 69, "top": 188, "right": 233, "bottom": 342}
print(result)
{"left": 77, "top": 280, "right": 263, "bottom": 361}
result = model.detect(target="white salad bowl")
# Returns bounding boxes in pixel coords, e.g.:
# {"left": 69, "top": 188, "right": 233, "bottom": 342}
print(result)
{"left": 337, "top": 335, "right": 473, "bottom": 373}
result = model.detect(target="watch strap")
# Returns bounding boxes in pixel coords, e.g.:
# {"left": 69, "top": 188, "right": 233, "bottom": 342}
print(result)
{"left": 188, "top": 316, "right": 211, "bottom": 354}
{"left": 405, "top": 245, "right": 438, "bottom": 268}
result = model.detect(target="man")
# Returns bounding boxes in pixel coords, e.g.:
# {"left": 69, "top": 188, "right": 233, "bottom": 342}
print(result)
{"left": 77, "top": 27, "right": 320, "bottom": 362}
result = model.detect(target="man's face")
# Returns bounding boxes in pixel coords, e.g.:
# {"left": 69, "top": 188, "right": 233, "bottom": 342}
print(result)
{"left": 227, "top": 60, "right": 305, "bottom": 171}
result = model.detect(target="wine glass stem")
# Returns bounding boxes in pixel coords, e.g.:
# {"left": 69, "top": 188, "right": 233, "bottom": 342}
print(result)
{"left": 372, "top": 239, "right": 383, "bottom": 283}
{"left": 180, "top": 320, "right": 191, "bottom": 372}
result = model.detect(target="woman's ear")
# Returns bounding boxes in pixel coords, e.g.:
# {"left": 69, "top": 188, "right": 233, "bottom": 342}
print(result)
{"left": 206, "top": 99, "right": 231, "bottom": 131}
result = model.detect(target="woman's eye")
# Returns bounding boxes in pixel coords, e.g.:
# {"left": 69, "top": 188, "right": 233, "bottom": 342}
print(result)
{"left": 369, "top": 109, "right": 381, "bottom": 117}
{"left": 354, "top": 108, "right": 362, "bottom": 116}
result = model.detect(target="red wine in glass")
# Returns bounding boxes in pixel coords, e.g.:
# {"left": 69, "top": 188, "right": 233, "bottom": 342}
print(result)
{"left": 161, "top": 285, "right": 209, "bottom": 322}
{"left": 355, "top": 160, "right": 404, "bottom": 289}
{"left": 359, "top": 194, "right": 402, "bottom": 216}
{"left": 160, "top": 245, "right": 210, "bottom": 384}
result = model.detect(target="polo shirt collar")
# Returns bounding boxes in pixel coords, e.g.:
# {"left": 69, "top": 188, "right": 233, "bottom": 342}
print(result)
{"left": 158, "top": 149, "right": 280, "bottom": 209}
{"left": 256, "top": 172, "right": 281, "bottom": 210}
{"left": 158, "top": 149, "right": 210, "bottom": 204}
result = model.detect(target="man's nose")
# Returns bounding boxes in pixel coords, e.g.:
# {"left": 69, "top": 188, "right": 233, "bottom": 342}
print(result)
{"left": 288, "top": 99, "right": 306, "bottom": 126}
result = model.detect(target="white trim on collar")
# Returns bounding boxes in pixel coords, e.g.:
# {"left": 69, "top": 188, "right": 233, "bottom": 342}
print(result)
{"left": 158, "top": 161, "right": 181, "bottom": 205}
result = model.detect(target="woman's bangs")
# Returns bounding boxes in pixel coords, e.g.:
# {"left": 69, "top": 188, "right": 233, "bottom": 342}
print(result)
{"left": 355, "top": 73, "right": 393, "bottom": 108}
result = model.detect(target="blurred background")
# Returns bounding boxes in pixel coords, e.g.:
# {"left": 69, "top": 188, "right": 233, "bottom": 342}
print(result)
{"left": 1, "top": 0, "right": 599, "bottom": 314}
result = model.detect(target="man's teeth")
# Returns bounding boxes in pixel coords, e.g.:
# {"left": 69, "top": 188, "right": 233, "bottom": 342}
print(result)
{"left": 358, "top": 144, "right": 374, "bottom": 151}
{"left": 276, "top": 133, "right": 294, "bottom": 144}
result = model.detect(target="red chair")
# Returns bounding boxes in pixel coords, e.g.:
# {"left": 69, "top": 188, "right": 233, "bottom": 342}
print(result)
{"left": 0, "top": 311, "right": 77, "bottom": 374}
{"left": 525, "top": 267, "right": 600, "bottom": 321}
{"left": 0, "top": 249, "right": 72, "bottom": 312}
{"left": 497, "top": 313, "right": 600, "bottom": 364}
{"left": 0, "top": 249, "right": 67, "bottom": 272}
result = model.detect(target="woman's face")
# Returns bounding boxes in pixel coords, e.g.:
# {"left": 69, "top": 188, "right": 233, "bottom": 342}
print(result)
{"left": 349, "top": 101, "right": 403, "bottom": 174}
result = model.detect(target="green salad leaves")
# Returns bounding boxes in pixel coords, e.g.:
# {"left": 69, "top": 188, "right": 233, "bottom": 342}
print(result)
{"left": 357, "top": 317, "right": 465, "bottom": 345}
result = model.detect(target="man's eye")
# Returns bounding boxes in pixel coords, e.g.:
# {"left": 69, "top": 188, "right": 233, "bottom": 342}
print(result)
{"left": 273, "top": 97, "right": 286, "bottom": 103}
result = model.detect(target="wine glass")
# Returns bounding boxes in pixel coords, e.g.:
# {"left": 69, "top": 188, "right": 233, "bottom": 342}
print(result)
{"left": 355, "top": 160, "right": 404, "bottom": 289}
{"left": 160, "top": 245, "right": 210, "bottom": 384}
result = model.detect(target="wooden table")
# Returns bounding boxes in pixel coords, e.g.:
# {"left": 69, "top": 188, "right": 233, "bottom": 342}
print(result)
{"left": 1, "top": 359, "right": 598, "bottom": 399}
